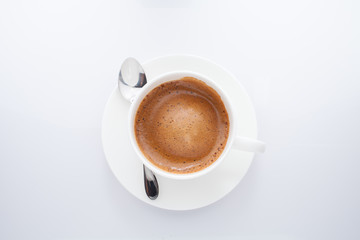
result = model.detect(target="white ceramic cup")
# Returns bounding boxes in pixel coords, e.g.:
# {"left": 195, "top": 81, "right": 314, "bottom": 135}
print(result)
{"left": 120, "top": 71, "right": 265, "bottom": 180}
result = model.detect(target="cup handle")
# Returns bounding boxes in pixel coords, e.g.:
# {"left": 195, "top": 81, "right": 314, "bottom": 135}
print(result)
{"left": 232, "top": 136, "right": 266, "bottom": 153}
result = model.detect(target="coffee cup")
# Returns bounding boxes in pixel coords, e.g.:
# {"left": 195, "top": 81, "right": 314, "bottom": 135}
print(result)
{"left": 120, "top": 71, "right": 265, "bottom": 180}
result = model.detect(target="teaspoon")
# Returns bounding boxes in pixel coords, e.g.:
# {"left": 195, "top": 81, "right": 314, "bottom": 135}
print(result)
{"left": 118, "top": 57, "right": 159, "bottom": 200}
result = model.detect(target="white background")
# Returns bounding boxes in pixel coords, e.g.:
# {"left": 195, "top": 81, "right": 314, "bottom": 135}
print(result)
{"left": 1, "top": 0, "right": 359, "bottom": 239}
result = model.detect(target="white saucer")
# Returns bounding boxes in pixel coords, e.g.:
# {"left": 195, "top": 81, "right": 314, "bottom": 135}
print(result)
{"left": 102, "top": 55, "right": 258, "bottom": 210}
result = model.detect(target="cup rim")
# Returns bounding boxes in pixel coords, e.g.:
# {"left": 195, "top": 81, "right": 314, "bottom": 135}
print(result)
{"left": 128, "top": 71, "right": 237, "bottom": 180}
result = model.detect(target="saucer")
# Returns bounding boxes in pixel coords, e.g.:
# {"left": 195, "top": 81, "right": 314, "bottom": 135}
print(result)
{"left": 102, "top": 55, "right": 258, "bottom": 210}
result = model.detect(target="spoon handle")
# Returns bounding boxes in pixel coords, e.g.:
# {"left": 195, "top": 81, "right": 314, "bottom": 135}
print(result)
{"left": 143, "top": 165, "right": 159, "bottom": 200}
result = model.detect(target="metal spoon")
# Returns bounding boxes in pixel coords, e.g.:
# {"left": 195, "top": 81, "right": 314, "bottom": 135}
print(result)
{"left": 118, "top": 57, "right": 159, "bottom": 200}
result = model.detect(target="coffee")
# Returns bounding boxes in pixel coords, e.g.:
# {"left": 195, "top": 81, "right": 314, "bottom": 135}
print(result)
{"left": 134, "top": 77, "right": 229, "bottom": 174}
